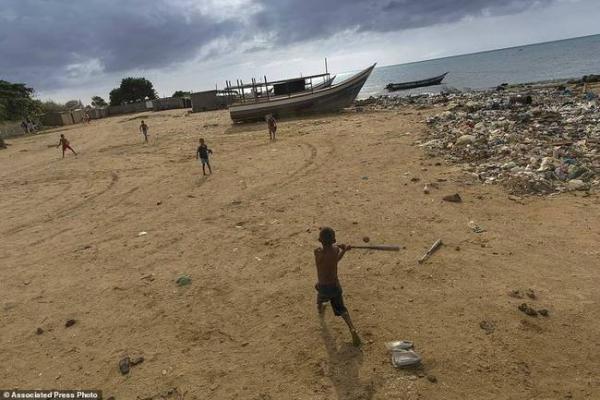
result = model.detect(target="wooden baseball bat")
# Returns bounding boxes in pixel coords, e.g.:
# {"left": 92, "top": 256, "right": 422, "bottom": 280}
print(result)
{"left": 349, "top": 245, "right": 400, "bottom": 251}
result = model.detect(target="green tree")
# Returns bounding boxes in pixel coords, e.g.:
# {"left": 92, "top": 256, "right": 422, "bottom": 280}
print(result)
{"left": 0, "top": 80, "right": 41, "bottom": 121}
{"left": 109, "top": 88, "right": 123, "bottom": 106}
{"left": 109, "top": 77, "right": 157, "bottom": 106}
{"left": 91, "top": 96, "right": 107, "bottom": 107}
{"left": 172, "top": 90, "right": 191, "bottom": 98}
{"left": 39, "top": 100, "right": 68, "bottom": 113}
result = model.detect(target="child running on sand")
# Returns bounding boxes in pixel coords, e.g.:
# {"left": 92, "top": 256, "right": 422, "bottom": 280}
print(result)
{"left": 56, "top": 134, "right": 77, "bottom": 158}
{"left": 266, "top": 114, "right": 277, "bottom": 141}
{"left": 196, "top": 138, "right": 213, "bottom": 175}
{"left": 314, "top": 227, "right": 361, "bottom": 346}
{"left": 139, "top": 120, "right": 149, "bottom": 143}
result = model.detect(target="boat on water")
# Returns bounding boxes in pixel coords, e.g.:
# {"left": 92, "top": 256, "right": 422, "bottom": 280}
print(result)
{"left": 385, "top": 72, "right": 448, "bottom": 91}
{"left": 228, "top": 64, "right": 375, "bottom": 122}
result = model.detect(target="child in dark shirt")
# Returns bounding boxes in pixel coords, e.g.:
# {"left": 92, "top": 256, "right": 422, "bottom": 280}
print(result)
{"left": 196, "top": 138, "right": 213, "bottom": 175}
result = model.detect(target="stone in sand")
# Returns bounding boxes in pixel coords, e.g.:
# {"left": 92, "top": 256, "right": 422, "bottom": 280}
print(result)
{"left": 442, "top": 193, "right": 462, "bottom": 203}
{"left": 518, "top": 303, "right": 538, "bottom": 317}
{"left": 65, "top": 319, "right": 76, "bottom": 328}
{"left": 479, "top": 320, "right": 495, "bottom": 334}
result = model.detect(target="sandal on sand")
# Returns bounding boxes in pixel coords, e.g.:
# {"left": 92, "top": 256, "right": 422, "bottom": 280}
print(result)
{"left": 385, "top": 341, "right": 414, "bottom": 351}
{"left": 391, "top": 349, "right": 422, "bottom": 368}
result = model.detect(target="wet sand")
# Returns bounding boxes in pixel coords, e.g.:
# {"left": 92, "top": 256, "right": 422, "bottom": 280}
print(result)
{"left": 1, "top": 106, "right": 599, "bottom": 399}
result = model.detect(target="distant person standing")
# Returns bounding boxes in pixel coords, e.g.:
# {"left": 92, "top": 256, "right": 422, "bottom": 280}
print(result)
{"left": 266, "top": 114, "right": 277, "bottom": 141}
{"left": 139, "top": 120, "right": 149, "bottom": 143}
{"left": 196, "top": 138, "right": 213, "bottom": 176}
{"left": 57, "top": 134, "right": 77, "bottom": 158}
{"left": 26, "top": 118, "right": 36, "bottom": 133}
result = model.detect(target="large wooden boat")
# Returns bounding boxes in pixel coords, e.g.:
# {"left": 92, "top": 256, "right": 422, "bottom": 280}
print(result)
{"left": 228, "top": 64, "right": 375, "bottom": 122}
{"left": 385, "top": 72, "right": 448, "bottom": 91}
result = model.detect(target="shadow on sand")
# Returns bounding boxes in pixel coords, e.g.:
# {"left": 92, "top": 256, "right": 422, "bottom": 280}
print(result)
{"left": 320, "top": 318, "right": 375, "bottom": 400}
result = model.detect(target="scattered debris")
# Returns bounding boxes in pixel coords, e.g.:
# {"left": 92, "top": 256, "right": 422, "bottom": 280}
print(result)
{"left": 418, "top": 239, "right": 443, "bottom": 264}
{"left": 385, "top": 340, "right": 421, "bottom": 368}
{"left": 408, "top": 84, "right": 600, "bottom": 195}
{"left": 442, "top": 193, "right": 462, "bottom": 203}
{"left": 131, "top": 356, "right": 144, "bottom": 366}
{"left": 509, "top": 289, "right": 524, "bottom": 298}
{"left": 385, "top": 341, "right": 414, "bottom": 351}
{"left": 362, "top": 236, "right": 370, "bottom": 243}
{"left": 468, "top": 221, "right": 486, "bottom": 233}
{"left": 479, "top": 320, "right": 495, "bottom": 334}
{"left": 518, "top": 303, "right": 538, "bottom": 317}
{"left": 391, "top": 350, "right": 422, "bottom": 368}
{"left": 538, "top": 309, "right": 550, "bottom": 317}
{"left": 119, "top": 357, "right": 130, "bottom": 375}
{"left": 176, "top": 275, "right": 191, "bottom": 286}
{"left": 138, "top": 231, "right": 148, "bottom": 237}
{"left": 65, "top": 319, "right": 76, "bottom": 328}
{"left": 36, "top": 327, "right": 44, "bottom": 335}
{"left": 509, "top": 288, "right": 537, "bottom": 299}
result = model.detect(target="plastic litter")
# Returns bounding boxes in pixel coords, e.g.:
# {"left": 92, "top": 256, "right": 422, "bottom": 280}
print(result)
{"left": 386, "top": 341, "right": 421, "bottom": 368}
{"left": 391, "top": 350, "right": 422, "bottom": 368}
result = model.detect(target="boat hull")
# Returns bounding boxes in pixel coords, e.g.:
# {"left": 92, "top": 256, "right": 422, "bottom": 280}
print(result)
{"left": 386, "top": 72, "right": 448, "bottom": 91}
{"left": 230, "top": 65, "right": 374, "bottom": 122}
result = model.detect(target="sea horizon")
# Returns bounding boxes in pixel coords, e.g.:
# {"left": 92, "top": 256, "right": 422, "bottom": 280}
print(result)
{"left": 339, "top": 33, "right": 600, "bottom": 98}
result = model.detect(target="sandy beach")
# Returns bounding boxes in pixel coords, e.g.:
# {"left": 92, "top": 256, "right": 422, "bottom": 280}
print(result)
{"left": 1, "top": 102, "right": 600, "bottom": 399}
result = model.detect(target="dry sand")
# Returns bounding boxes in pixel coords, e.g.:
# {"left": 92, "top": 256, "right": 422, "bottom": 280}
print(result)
{"left": 1, "top": 107, "right": 599, "bottom": 399}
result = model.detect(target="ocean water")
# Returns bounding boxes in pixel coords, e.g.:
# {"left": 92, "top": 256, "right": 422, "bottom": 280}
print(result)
{"left": 336, "top": 34, "right": 600, "bottom": 99}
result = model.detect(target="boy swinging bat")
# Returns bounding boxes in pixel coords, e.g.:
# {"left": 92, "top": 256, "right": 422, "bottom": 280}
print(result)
{"left": 314, "top": 226, "right": 361, "bottom": 346}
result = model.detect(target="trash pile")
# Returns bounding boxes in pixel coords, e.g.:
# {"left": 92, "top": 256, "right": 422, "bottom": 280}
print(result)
{"left": 419, "top": 85, "right": 600, "bottom": 195}
{"left": 355, "top": 92, "right": 455, "bottom": 109}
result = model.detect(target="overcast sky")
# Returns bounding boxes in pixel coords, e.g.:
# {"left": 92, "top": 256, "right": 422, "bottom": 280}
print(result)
{"left": 1, "top": 0, "right": 598, "bottom": 102}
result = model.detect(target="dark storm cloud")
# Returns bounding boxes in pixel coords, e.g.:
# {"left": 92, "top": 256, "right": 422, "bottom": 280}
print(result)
{"left": 0, "top": 0, "right": 555, "bottom": 91}
{"left": 0, "top": 0, "right": 236, "bottom": 89}
{"left": 252, "top": 0, "right": 555, "bottom": 44}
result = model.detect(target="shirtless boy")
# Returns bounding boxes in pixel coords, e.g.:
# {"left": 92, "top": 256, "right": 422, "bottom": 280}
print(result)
{"left": 139, "top": 120, "right": 149, "bottom": 143}
{"left": 266, "top": 114, "right": 277, "bottom": 141}
{"left": 56, "top": 134, "right": 77, "bottom": 158}
{"left": 314, "top": 227, "right": 361, "bottom": 346}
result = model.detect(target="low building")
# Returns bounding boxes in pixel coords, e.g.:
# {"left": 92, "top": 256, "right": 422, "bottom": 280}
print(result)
{"left": 191, "top": 90, "right": 235, "bottom": 113}
{"left": 87, "top": 108, "right": 108, "bottom": 119}
{"left": 107, "top": 101, "right": 151, "bottom": 116}
{"left": 152, "top": 97, "right": 191, "bottom": 111}
{"left": 40, "top": 112, "right": 73, "bottom": 126}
